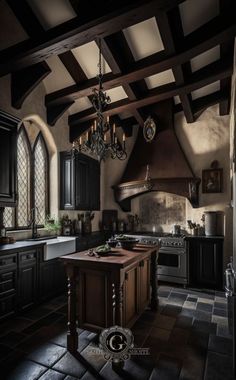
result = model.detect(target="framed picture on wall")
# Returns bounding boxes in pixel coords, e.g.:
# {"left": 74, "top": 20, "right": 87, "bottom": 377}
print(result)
{"left": 202, "top": 168, "right": 223, "bottom": 193}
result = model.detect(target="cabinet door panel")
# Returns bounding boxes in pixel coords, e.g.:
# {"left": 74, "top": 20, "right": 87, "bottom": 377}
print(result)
{"left": 0, "top": 269, "right": 17, "bottom": 296}
{"left": 60, "top": 152, "right": 74, "bottom": 210}
{"left": 0, "top": 294, "right": 16, "bottom": 319}
{"left": 139, "top": 258, "right": 150, "bottom": 311}
{"left": 18, "top": 262, "right": 37, "bottom": 310}
{"left": 0, "top": 112, "right": 18, "bottom": 206}
{"left": 75, "top": 155, "right": 90, "bottom": 209}
{"left": 124, "top": 265, "right": 139, "bottom": 327}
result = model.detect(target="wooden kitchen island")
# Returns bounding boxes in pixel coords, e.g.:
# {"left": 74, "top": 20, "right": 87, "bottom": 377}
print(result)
{"left": 61, "top": 245, "right": 158, "bottom": 354}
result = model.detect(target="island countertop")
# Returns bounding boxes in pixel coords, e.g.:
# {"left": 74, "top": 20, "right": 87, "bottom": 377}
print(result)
{"left": 61, "top": 244, "right": 157, "bottom": 268}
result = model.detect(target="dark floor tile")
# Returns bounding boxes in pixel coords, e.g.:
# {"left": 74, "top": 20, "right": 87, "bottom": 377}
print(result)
{"left": 22, "top": 312, "right": 63, "bottom": 335}
{"left": 187, "top": 290, "right": 215, "bottom": 300}
{"left": 64, "top": 376, "right": 78, "bottom": 380}
{"left": 138, "top": 310, "right": 158, "bottom": 325}
{"left": 100, "top": 362, "right": 125, "bottom": 380}
{"left": 144, "top": 327, "right": 170, "bottom": 359}
{"left": 179, "top": 347, "right": 206, "bottom": 380}
{"left": 123, "top": 355, "right": 154, "bottom": 380}
{"left": 26, "top": 342, "right": 67, "bottom": 367}
{"left": 215, "top": 291, "right": 225, "bottom": 298}
{"left": 168, "top": 293, "right": 187, "bottom": 306}
{"left": 186, "top": 297, "right": 197, "bottom": 303}
{"left": 204, "top": 351, "right": 234, "bottom": 380}
{"left": 0, "top": 317, "right": 33, "bottom": 336}
{"left": 2, "top": 359, "right": 47, "bottom": 380}
{"left": 214, "top": 301, "right": 227, "bottom": 309}
{"left": 80, "top": 342, "right": 106, "bottom": 371}
{"left": 196, "top": 302, "right": 213, "bottom": 313}
{"left": 168, "top": 327, "right": 190, "bottom": 346}
{"left": 161, "top": 304, "right": 182, "bottom": 317}
{"left": 213, "top": 308, "right": 227, "bottom": 317}
{"left": 0, "top": 343, "right": 14, "bottom": 361}
{"left": 80, "top": 370, "right": 99, "bottom": 380}
{"left": 52, "top": 352, "right": 86, "bottom": 378}
{"left": 132, "top": 320, "right": 152, "bottom": 347}
{"left": 193, "top": 309, "right": 212, "bottom": 323}
{"left": 158, "top": 289, "right": 171, "bottom": 298}
{"left": 154, "top": 314, "right": 176, "bottom": 330}
{"left": 175, "top": 315, "right": 193, "bottom": 329}
{"left": 149, "top": 353, "right": 181, "bottom": 380}
{"left": 56, "top": 305, "right": 67, "bottom": 315}
{"left": 38, "top": 369, "right": 66, "bottom": 380}
{"left": 22, "top": 306, "right": 52, "bottom": 320}
{"left": 192, "top": 320, "right": 217, "bottom": 335}
{"left": 169, "top": 292, "right": 187, "bottom": 300}
{"left": 217, "top": 323, "right": 231, "bottom": 338}
{"left": 0, "top": 331, "right": 27, "bottom": 348}
{"left": 188, "top": 331, "right": 209, "bottom": 354}
{"left": 208, "top": 334, "right": 233, "bottom": 356}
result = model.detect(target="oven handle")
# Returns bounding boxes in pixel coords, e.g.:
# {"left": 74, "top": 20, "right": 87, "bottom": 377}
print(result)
{"left": 159, "top": 249, "right": 185, "bottom": 254}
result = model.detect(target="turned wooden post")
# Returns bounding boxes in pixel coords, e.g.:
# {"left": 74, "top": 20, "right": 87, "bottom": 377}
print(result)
{"left": 66, "top": 265, "right": 78, "bottom": 353}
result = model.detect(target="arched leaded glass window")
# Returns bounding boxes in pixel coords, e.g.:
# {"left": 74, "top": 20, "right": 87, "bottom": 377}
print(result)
{"left": 33, "top": 134, "right": 48, "bottom": 226}
{"left": 17, "top": 127, "right": 31, "bottom": 227}
{"left": 3, "top": 126, "right": 49, "bottom": 229}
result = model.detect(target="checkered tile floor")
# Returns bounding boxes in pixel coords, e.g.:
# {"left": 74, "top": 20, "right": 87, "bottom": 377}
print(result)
{"left": 0, "top": 285, "right": 233, "bottom": 380}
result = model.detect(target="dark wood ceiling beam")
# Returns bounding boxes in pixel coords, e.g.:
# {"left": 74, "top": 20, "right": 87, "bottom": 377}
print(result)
{"left": 69, "top": 60, "right": 232, "bottom": 125}
{"left": 6, "top": 0, "right": 44, "bottom": 37}
{"left": 47, "top": 101, "right": 74, "bottom": 126}
{"left": 97, "top": 37, "right": 145, "bottom": 125}
{"left": 45, "top": 18, "right": 236, "bottom": 107}
{"left": 219, "top": 0, "right": 235, "bottom": 115}
{"left": 0, "top": 0, "right": 185, "bottom": 76}
{"left": 156, "top": 10, "right": 194, "bottom": 123}
{"left": 11, "top": 62, "right": 51, "bottom": 109}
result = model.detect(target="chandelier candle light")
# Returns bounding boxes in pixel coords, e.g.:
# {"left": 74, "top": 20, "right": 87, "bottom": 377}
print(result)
{"left": 72, "top": 40, "right": 127, "bottom": 161}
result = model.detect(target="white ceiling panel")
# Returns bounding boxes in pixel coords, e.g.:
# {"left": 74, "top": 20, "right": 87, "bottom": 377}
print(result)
{"left": 44, "top": 55, "right": 75, "bottom": 93}
{"left": 145, "top": 69, "right": 175, "bottom": 89}
{"left": 190, "top": 46, "right": 220, "bottom": 72}
{"left": 123, "top": 17, "right": 164, "bottom": 61}
{"left": 179, "top": 0, "right": 219, "bottom": 36}
{"left": 106, "top": 87, "right": 128, "bottom": 103}
{"left": 174, "top": 96, "right": 181, "bottom": 105}
{"left": 26, "top": 0, "right": 76, "bottom": 30}
{"left": 72, "top": 42, "right": 111, "bottom": 79}
{"left": 68, "top": 97, "right": 92, "bottom": 115}
{"left": 191, "top": 81, "right": 220, "bottom": 100}
{"left": 0, "top": 1, "right": 29, "bottom": 50}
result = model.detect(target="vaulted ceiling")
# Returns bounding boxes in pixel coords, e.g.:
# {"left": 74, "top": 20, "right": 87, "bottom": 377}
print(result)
{"left": 0, "top": 0, "right": 235, "bottom": 141}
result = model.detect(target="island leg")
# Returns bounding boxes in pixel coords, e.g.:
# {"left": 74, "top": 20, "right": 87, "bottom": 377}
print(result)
{"left": 66, "top": 265, "right": 78, "bottom": 353}
{"left": 150, "top": 250, "right": 158, "bottom": 311}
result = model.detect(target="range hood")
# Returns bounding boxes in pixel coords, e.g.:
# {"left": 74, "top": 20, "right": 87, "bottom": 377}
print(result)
{"left": 113, "top": 100, "right": 200, "bottom": 211}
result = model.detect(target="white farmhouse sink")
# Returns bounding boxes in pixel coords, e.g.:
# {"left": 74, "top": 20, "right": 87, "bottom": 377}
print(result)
{"left": 41, "top": 236, "right": 76, "bottom": 261}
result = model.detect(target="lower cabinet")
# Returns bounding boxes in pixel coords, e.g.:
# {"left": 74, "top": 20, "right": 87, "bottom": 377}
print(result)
{"left": 187, "top": 237, "right": 224, "bottom": 290}
{"left": 18, "top": 250, "right": 37, "bottom": 310}
{"left": 0, "top": 253, "right": 17, "bottom": 319}
{"left": 40, "top": 259, "right": 66, "bottom": 301}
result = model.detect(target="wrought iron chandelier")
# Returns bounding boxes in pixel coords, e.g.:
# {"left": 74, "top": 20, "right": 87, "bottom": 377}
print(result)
{"left": 72, "top": 40, "right": 127, "bottom": 161}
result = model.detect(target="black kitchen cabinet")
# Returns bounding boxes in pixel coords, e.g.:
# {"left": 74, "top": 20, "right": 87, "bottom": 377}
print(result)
{"left": 187, "top": 237, "right": 224, "bottom": 290}
{"left": 60, "top": 151, "right": 100, "bottom": 210}
{"left": 39, "top": 259, "right": 66, "bottom": 301}
{"left": 18, "top": 250, "right": 37, "bottom": 310}
{"left": 0, "top": 111, "right": 18, "bottom": 206}
{"left": 0, "top": 253, "right": 17, "bottom": 319}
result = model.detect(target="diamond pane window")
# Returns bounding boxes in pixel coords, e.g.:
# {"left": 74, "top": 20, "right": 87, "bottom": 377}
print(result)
{"left": 3, "top": 207, "right": 14, "bottom": 228}
{"left": 17, "top": 129, "right": 31, "bottom": 227}
{"left": 34, "top": 136, "right": 48, "bottom": 225}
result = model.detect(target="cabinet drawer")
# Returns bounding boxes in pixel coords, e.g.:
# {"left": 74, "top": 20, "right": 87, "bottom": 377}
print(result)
{"left": 0, "top": 270, "right": 16, "bottom": 295}
{"left": 0, "top": 254, "right": 17, "bottom": 269}
{"left": 19, "top": 250, "right": 36, "bottom": 264}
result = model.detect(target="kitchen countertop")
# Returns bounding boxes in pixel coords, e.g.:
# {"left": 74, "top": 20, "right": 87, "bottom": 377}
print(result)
{"left": 0, "top": 240, "right": 45, "bottom": 252}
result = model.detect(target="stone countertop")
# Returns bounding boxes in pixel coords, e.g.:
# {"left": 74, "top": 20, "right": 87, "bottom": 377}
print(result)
{"left": 184, "top": 235, "right": 224, "bottom": 240}
{"left": 0, "top": 240, "right": 45, "bottom": 253}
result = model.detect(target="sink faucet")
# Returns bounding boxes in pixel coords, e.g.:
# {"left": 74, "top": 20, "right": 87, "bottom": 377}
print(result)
{"left": 28, "top": 208, "right": 39, "bottom": 239}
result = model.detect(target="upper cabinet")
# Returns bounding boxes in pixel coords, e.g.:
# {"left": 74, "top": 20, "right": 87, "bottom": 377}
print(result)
{"left": 60, "top": 152, "right": 100, "bottom": 211}
{"left": 0, "top": 111, "right": 18, "bottom": 207}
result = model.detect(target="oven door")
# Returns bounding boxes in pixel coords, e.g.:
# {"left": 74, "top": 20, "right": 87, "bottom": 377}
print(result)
{"left": 157, "top": 247, "right": 187, "bottom": 280}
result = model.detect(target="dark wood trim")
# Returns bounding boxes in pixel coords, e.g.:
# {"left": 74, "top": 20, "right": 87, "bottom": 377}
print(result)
{"left": 11, "top": 62, "right": 51, "bottom": 109}
{"left": 0, "top": 0, "right": 185, "bottom": 76}
{"left": 68, "top": 59, "right": 232, "bottom": 125}
{"left": 6, "top": 0, "right": 45, "bottom": 37}
{"left": 47, "top": 101, "right": 74, "bottom": 126}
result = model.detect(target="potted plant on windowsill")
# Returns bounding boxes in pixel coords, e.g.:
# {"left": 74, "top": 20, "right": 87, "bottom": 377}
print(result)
{"left": 44, "top": 215, "right": 61, "bottom": 237}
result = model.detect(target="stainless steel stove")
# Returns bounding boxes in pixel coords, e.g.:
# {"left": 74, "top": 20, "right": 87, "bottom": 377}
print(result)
{"left": 126, "top": 233, "right": 187, "bottom": 285}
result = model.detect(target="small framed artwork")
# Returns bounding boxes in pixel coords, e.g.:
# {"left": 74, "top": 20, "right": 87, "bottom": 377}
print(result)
{"left": 202, "top": 168, "right": 223, "bottom": 193}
